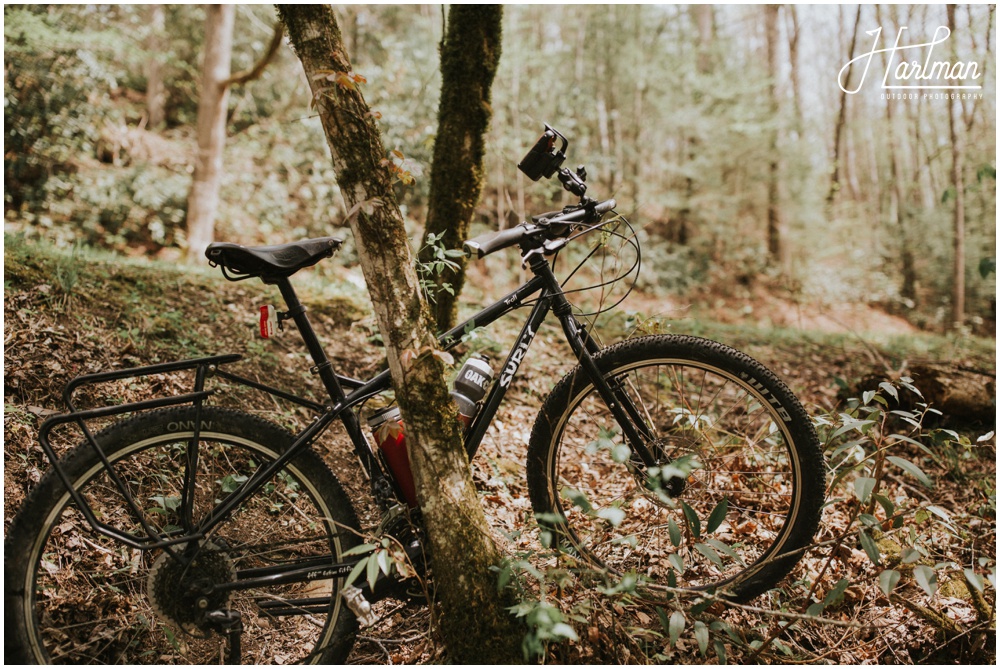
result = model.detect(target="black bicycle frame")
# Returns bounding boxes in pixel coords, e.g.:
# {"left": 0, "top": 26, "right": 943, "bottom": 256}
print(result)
{"left": 197, "top": 250, "right": 656, "bottom": 533}
{"left": 42, "top": 243, "right": 656, "bottom": 597}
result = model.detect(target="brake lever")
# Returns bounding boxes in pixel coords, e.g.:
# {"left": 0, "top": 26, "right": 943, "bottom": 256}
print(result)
{"left": 521, "top": 238, "right": 568, "bottom": 269}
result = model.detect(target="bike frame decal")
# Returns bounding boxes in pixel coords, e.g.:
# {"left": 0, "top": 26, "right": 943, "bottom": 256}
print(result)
{"left": 499, "top": 325, "right": 535, "bottom": 387}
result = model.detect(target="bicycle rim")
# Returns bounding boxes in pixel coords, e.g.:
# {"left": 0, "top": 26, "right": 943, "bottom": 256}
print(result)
{"left": 545, "top": 357, "right": 805, "bottom": 593}
{"left": 22, "top": 429, "right": 347, "bottom": 664}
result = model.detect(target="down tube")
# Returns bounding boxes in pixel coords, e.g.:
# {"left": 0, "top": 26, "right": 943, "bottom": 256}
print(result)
{"left": 462, "top": 297, "right": 552, "bottom": 460}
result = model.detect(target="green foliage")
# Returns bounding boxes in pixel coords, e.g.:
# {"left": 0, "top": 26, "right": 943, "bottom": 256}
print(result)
{"left": 814, "top": 379, "right": 995, "bottom": 623}
{"left": 5, "top": 5, "right": 994, "bottom": 329}
{"left": 415, "top": 232, "right": 465, "bottom": 305}
{"left": 344, "top": 537, "right": 416, "bottom": 593}
{"left": 4, "top": 7, "right": 129, "bottom": 210}
{"left": 491, "top": 372, "right": 994, "bottom": 663}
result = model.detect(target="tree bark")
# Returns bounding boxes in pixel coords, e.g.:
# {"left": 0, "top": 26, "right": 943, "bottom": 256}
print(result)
{"left": 277, "top": 6, "right": 519, "bottom": 663}
{"left": 418, "top": 6, "right": 503, "bottom": 333}
{"left": 764, "top": 4, "right": 783, "bottom": 267}
{"left": 185, "top": 4, "right": 234, "bottom": 262}
{"left": 947, "top": 4, "right": 966, "bottom": 328}
{"left": 828, "top": 4, "right": 862, "bottom": 205}
{"left": 145, "top": 4, "right": 167, "bottom": 130}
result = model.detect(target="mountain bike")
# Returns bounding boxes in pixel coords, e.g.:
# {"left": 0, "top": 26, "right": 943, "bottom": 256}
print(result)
{"left": 5, "top": 126, "right": 825, "bottom": 664}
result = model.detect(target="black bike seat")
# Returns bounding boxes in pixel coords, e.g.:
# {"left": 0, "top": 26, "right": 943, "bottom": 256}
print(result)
{"left": 206, "top": 237, "right": 343, "bottom": 283}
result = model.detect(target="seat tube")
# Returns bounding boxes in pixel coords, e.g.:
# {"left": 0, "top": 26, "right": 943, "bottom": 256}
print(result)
{"left": 274, "top": 278, "right": 378, "bottom": 472}
{"left": 274, "top": 278, "right": 348, "bottom": 405}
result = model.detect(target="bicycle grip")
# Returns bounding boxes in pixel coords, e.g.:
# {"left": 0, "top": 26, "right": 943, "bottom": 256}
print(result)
{"left": 463, "top": 224, "right": 532, "bottom": 259}
{"left": 594, "top": 198, "right": 617, "bottom": 214}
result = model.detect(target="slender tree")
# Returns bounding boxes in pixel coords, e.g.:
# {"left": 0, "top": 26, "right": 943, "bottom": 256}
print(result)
{"left": 277, "top": 5, "right": 519, "bottom": 662}
{"left": 785, "top": 4, "right": 802, "bottom": 134}
{"left": 828, "top": 4, "right": 862, "bottom": 205}
{"left": 764, "top": 4, "right": 783, "bottom": 267}
{"left": 877, "top": 5, "right": 917, "bottom": 303}
{"left": 145, "top": 4, "right": 167, "bottom": 130}
{"left": 186, "top": 4, "right": 234, "bottom": 261}
{"left": 185, "top": 9, "right": 286, "bottom": 261}
{"left": 418, "top": 5, "right": 502, "bottom": 333}
{"left": 946, "top": 4, "right": 966, "bottom": 328}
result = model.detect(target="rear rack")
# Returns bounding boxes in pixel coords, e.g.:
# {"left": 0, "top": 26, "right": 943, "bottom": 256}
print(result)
{"left": 38, "top": 354, "right": 241, "bottom": 551}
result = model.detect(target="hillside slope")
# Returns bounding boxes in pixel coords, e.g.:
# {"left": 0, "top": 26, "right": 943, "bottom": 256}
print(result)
{"left": 3, "top": 237, "right": 995, "bottom": 663}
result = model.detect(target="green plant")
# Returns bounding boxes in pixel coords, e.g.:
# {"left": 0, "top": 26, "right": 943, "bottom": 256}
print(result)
{"left": 50, "top": 244, "right": 84, "bottom": 308}
{"left": 495, "top": 550, "right": 583, "bottom": 661}
{"left": 415, "top": 231, "right": 465, "bottom": 305}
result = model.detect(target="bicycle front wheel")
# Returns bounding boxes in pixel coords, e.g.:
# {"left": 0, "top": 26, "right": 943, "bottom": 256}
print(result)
{"left": 5, "top": 406, "right": 361, "bottom": 664}
{"left": 527, "top": 335, "right": 825, "bottom": 601}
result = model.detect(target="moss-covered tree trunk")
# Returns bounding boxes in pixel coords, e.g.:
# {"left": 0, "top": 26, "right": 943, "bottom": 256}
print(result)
{"left": 277, "top": 5, "right": 519, "bottom": 663}
{"left": 418, "top": 6, "right": 502, "bottom": 333}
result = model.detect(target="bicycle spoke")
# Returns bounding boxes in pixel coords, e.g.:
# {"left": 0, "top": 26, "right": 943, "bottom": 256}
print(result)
{"left": 18, "top": 410, "right": 357, "bottom": 665}
{"left": 538, "top": 347, "right": 813, "bottom": 594}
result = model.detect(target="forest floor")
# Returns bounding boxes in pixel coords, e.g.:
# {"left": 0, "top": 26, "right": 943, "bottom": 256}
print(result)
{"left": 3, "top": 235, "right": 996, "bottom": 664}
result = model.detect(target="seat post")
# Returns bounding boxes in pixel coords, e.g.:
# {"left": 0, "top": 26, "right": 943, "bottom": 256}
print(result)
{"left": 274, "top": 278, "right": 348, "bottom": 406}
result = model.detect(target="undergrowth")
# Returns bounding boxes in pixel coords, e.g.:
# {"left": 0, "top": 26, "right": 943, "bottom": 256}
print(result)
{"left": 3, "top": 237, "right": 996, "bottom": 663}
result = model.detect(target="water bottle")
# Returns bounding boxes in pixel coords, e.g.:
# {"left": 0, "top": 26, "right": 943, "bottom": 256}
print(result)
{"left": 451, "top": 354, "right": 494, "bottom": 430}
{"left": 367, "top": 406, "right": 418, "bottom": 508}
{"left": 366, "top": 355, "right": 493, "bottom": 508}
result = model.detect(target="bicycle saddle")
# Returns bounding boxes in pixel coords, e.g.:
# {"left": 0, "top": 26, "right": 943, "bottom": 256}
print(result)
{"left": 206, "top": 237, "right": 343, "bottom": 283}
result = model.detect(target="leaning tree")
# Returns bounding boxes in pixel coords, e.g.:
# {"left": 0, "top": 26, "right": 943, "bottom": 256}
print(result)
{"left": 278, "top": 5, "right": 519, "bottom": 663}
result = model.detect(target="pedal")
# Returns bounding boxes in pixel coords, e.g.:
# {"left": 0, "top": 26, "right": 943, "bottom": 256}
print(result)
{"left": 341, "top": 584, "right": 377, "bottom": 627}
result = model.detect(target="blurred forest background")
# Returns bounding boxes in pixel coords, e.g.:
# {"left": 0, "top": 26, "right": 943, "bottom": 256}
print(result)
{"left": 4, "top": 6, "right": 996, "bottom": 663}
{"left": 4, "top": 4, "right": 996, "bottom": 332}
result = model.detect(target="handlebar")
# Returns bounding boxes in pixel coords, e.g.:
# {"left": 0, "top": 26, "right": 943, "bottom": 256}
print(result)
{"left": 463, "top": 198, "right": 616, "bottom": 260}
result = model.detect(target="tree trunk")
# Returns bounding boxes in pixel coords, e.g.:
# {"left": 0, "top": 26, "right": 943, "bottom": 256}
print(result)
{"left": 764, "top": 4, "right": 783, "bottom": 267}
{"left": 418, "top": 6, "right": 502, "bottom": 333}
{"left": 855, "top": 363, "right": 995, "bottom": 423}
{"left": 185, "top": 10, "right": 283, "bottom": 262}
{"left": 828, "top": 4, "right": 862, "bottom": 205}
{"left": 185, "top": 4, "right": 234, "bottom": 262}
{"left": 877, "top": 5, "right": 916, "bottom": 303}
{"left": 695, "top": 3, "right": 713, "bottom": 74}
{"left": 277, "top": 6, "right": 519, "bottom": 663}
{"left": 145, "top": 4, "right": 167, "bottom": 130}
{"left": 947, "top": 4, "right": 966, "bottom": 328}
{"left": 785, "top": 4, "right": 803, "bottom": 135}
{"left": 671, "top": 4, "right": 714, "bottom": 246}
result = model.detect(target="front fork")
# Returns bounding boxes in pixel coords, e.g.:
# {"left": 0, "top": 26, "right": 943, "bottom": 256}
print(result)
{"left": 529, "top": 259, "right": 657, "bottom": 466}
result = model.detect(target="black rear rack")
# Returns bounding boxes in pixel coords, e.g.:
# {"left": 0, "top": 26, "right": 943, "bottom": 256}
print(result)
{"left": 38, "top": 354, "right": 241, "bottom": 551}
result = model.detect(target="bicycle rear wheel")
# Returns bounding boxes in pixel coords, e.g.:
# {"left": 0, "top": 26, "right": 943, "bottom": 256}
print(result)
{"left": 527, "top": 335, "right": 825, "bottom": 601}
{"left": 5, "top": 406, "right": 361, "bottom": 664}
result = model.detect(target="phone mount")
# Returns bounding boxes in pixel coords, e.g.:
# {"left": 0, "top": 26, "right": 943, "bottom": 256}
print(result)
{"left": 518, "top": 124, "right": 566, "bottom": 181}
{"left": 518, "top": 124, "right": 588, "bottom": 198}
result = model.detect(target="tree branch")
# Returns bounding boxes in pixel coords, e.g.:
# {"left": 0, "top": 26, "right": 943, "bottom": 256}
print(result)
{"left": 222, "top": 22, "right": 284, "bottom": 88}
